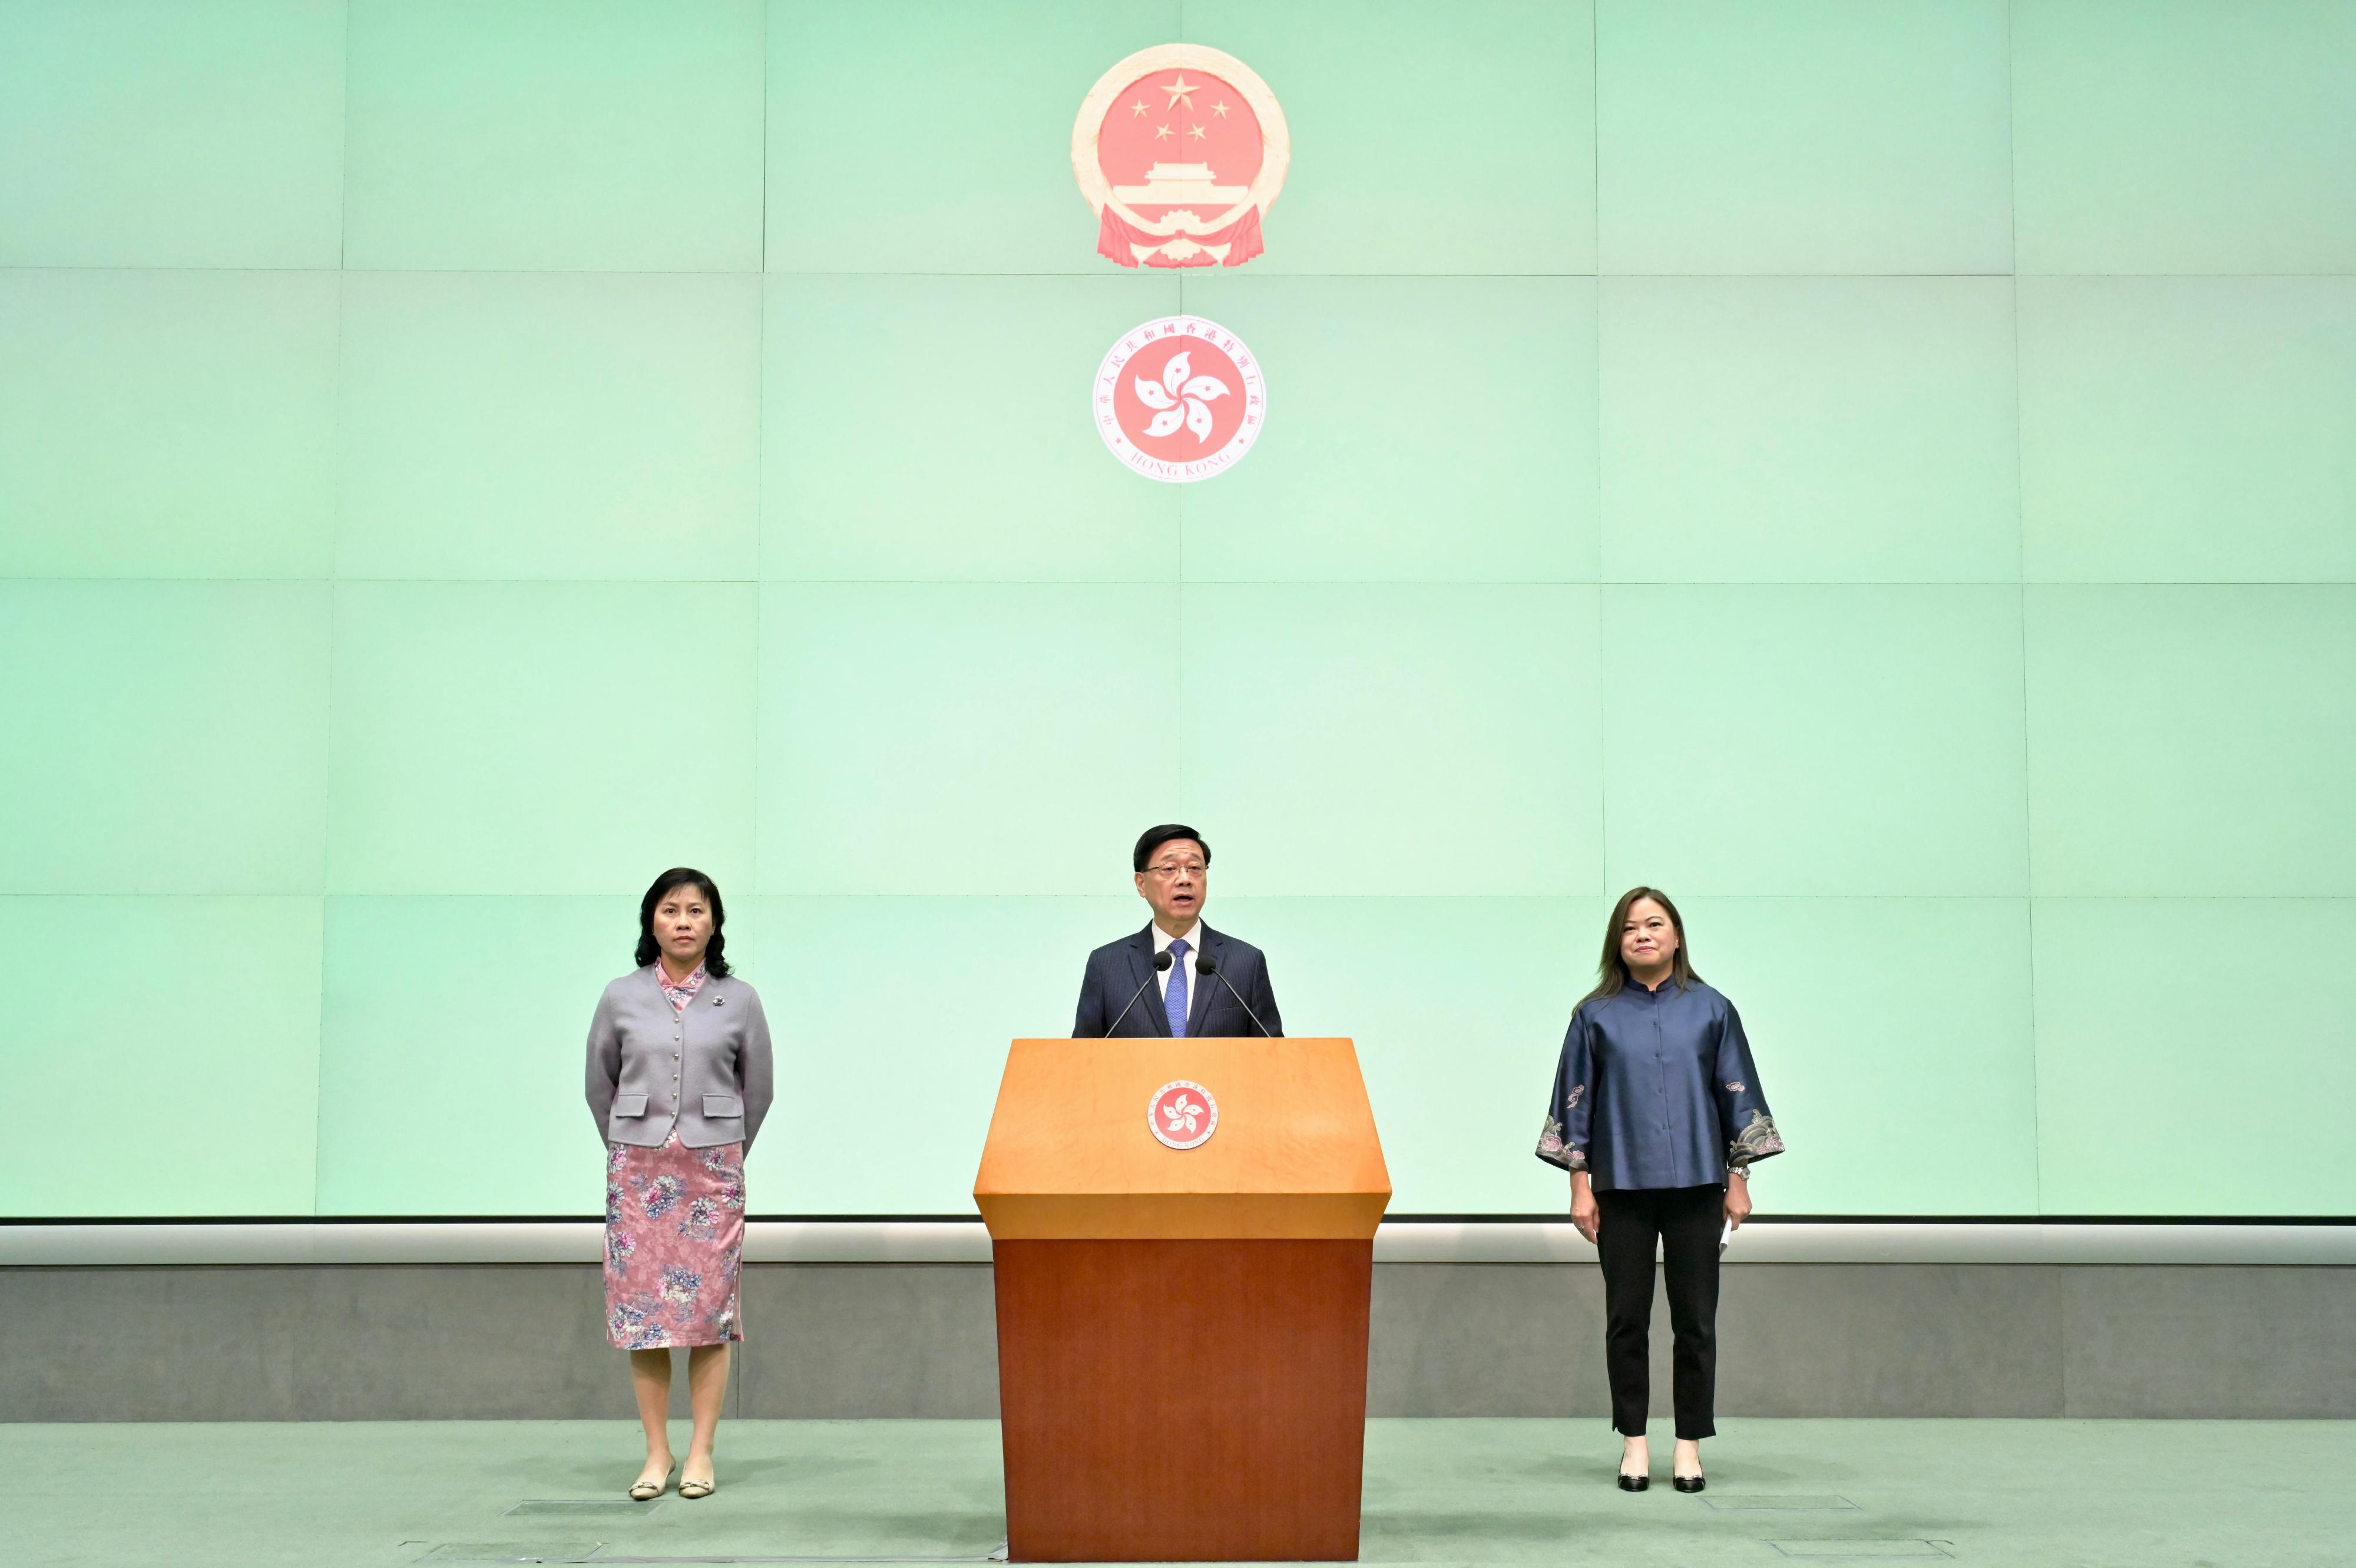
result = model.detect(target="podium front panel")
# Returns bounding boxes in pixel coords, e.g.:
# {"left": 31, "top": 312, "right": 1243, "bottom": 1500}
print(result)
{"left": 994, "top": 1237, "right": 1371, "bottom": 1562}
{"left": 974, "top": 1036, "right": 1391, "bottom": 1560}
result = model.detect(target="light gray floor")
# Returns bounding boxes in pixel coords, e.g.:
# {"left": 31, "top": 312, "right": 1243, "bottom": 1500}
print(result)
{"left": 5, "top": 1418, "right": 2349, "bottom": 1567}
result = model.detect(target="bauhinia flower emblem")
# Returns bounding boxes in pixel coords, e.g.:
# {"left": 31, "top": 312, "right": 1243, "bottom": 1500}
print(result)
{"left": 1147, "top": 1079, "right": 1219, "bottom": 1149}
{"left": 1134, "top": 350, "right": 1228, "bottom": 443}
{"left": 1094, "top": 317, "right": 1266, "bottom": 482}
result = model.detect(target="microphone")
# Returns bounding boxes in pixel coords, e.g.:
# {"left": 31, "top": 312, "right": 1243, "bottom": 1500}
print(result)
{"left": 1102, "top": 950, "right": 1174, "bottom": 1037}
{"left": 1194, "top": 952, "right": 1278, "bottom": 1038}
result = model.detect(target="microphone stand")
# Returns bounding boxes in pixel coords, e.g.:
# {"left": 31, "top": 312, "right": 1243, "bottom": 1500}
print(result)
{"left": 1194, "top": 954, "right": 1278, "bottom": 1038}
{"left": 1103, "top": 950, "right": 1175, "bottom": 1037}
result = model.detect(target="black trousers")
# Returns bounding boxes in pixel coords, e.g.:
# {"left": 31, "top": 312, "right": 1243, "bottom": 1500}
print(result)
{"left": 1595, "top": 1183, "right": 1723, "bottom": 1440}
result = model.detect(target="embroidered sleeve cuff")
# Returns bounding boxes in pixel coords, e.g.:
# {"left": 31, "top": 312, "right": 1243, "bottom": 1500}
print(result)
{"left": 1728, "top": 1109, "right": 1786, "bottom": 1167}
{"left": 1535, "top": 1117, "right": 1589, "bottom": 1173}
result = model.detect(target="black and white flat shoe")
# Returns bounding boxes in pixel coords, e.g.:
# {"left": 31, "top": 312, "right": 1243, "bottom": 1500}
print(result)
{"left": 1673, "top": 1473, "right": 1706, "bottom": 1493}
{"left": 1617, "top": 1471, "right": 1650, "bottom": 1492}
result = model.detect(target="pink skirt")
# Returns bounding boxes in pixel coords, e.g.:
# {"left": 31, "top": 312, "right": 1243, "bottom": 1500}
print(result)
{"left": 603, "top": 1133, "right": 746, "bottom": 1349}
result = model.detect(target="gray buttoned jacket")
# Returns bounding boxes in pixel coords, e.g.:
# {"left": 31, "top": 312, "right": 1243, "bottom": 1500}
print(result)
{"left": 585, "top": 967, "right": 775, "bottom": 1152}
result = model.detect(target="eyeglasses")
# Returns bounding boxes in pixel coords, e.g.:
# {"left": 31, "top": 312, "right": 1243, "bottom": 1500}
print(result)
{"left": 1143, "top": 862, "right": 1208, "bottom": 879}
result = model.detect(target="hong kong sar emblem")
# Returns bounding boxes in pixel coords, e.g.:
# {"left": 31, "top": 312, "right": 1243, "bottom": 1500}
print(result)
{"left": 1149, "top": 1080, "right": 1219, "bottom": 1152}
{"left": 1094, "top": 316, "right": 1265, "bottom": 482}
{"left": 1074, "top": 44, "right": 1289, "bottom": 268}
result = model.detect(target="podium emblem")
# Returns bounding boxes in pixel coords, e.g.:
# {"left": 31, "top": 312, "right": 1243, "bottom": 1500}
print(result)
{"left": 1147, "top": 1080, "right": 1219, "bottom": 1151}
{"left": 1073, "top": 44, "right": 1289, "bottom": 270}
{"left": 1094, "top": 316, "right": 1265, "bottom": 483}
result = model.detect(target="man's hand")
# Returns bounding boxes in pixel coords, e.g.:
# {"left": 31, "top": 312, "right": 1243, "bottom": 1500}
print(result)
{"left": 1571, "top": 1170, "right": 1600, "bottom": 1244}
{"left": 1724, "top": 1172, "right": 1753, "bottom": 1230}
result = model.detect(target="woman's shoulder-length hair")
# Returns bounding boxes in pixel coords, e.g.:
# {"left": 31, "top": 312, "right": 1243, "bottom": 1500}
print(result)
{"left": 1578, "top": 885, "right": 1701, "bottom": 1010}
{"left": 635, "top": 866, "right": 733, "bottom": 977}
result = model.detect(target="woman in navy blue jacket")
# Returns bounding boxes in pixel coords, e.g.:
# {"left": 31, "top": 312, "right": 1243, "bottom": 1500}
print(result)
{"left": 1538, "top": 886, "right": 1783, "bottom": 1494}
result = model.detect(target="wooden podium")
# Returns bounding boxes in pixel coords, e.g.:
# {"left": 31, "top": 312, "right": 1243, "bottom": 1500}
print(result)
{"left": 974, "top": 1038, "right": 1391, "bottom": 1563}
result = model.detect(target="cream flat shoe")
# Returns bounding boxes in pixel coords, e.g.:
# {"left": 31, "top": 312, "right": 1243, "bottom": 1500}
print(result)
{"left": 628, "top": 1463, "right": 673, "bottom": 1501}
{"left": 679, "top": 1470, "right": 716, "bottom": 1500}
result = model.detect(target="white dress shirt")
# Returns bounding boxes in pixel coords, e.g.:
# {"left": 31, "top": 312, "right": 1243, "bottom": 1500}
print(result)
{"left": 1151, "top": 921, "right": 1204, "bottom": 1003}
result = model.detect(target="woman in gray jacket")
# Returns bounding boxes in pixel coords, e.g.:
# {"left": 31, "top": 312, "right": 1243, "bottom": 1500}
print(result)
{"left": 586, "top": 868, "right": 773, "bottom": 1501}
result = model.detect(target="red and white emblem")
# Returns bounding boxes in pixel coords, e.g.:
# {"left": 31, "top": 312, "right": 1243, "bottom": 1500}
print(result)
{"left": 1094, "top": 316, "right": 1265, "bottom": 482}
{"left": 1074, "top": 44, "right": 1289, "bottom": 269}
{"left": 1148, "top": 1080, "right": 1219, "bottom": 1152}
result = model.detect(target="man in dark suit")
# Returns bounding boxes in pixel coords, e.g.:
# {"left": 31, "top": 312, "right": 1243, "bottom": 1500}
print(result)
{"left": 1072, "top": 823, "right": 1284, "bottom": 1038}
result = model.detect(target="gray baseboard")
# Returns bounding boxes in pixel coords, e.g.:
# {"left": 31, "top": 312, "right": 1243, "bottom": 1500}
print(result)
{"left": 2, "top": 1261, "right": 2348, "bottom": 1423}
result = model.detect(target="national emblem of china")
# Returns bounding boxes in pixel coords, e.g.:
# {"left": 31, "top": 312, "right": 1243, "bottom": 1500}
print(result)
{"left": 1073, "top": 44, "right": 1289, "bottom": 268}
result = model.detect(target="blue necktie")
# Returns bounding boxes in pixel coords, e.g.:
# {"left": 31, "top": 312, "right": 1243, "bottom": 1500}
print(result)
{"left": 1164, "top": 940, "right": 1190, "bottom": 1038}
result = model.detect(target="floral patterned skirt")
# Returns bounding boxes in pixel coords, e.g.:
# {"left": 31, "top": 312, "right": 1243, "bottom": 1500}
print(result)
{"left": 603, "top": 1133, "right": 746, "bottom": 1349}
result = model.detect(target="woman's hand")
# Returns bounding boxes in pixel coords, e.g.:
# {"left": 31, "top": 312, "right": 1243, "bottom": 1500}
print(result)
{"left": 1571, "top": 1170, "right": 1600, "bottom": 1244}
{"left": 1724, "top": 1171, "right": 1753, "bottom": 1230}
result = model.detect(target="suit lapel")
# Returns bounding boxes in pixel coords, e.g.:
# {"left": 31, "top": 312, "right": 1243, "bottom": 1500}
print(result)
{"left": 1128, "top": 925, "right": 1172, "bottom": 1037}
{"left": 1186, "top": 926, "right": 1224, "bottom": 1035}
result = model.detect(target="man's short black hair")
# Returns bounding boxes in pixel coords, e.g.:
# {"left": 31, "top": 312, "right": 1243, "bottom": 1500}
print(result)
{"left": 1134, "top": 823, "right": 1211, "bottom": 874}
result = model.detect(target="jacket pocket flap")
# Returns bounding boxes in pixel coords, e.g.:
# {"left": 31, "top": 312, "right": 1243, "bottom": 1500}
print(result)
{"left": 611, "top": 1093, "right": 648, "bottom": 1117}
{"left": 702, "top": 1093, "right": 743, "bottom": 1117}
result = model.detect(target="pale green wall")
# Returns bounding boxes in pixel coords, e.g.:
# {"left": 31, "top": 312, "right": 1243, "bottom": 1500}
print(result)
{"left": 1, "top": 0, "right": 2351, "bottom": 1218}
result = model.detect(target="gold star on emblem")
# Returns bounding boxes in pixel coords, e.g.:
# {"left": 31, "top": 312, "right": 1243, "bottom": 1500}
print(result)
{"left": 1212, "top": 100, "right": 1230, "bottom": 118}
{"left": 1160, "top": 75, "right": 1199, "bottom": 110}
{"left": 1154, "top": 123, "right": 1172, "bottom": 140}
{"left": 1186, "top": 123, "right": 1207, "bottom": 141}
{"left": 1130, "top": 98, "right": 1149, "bottom": 117}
